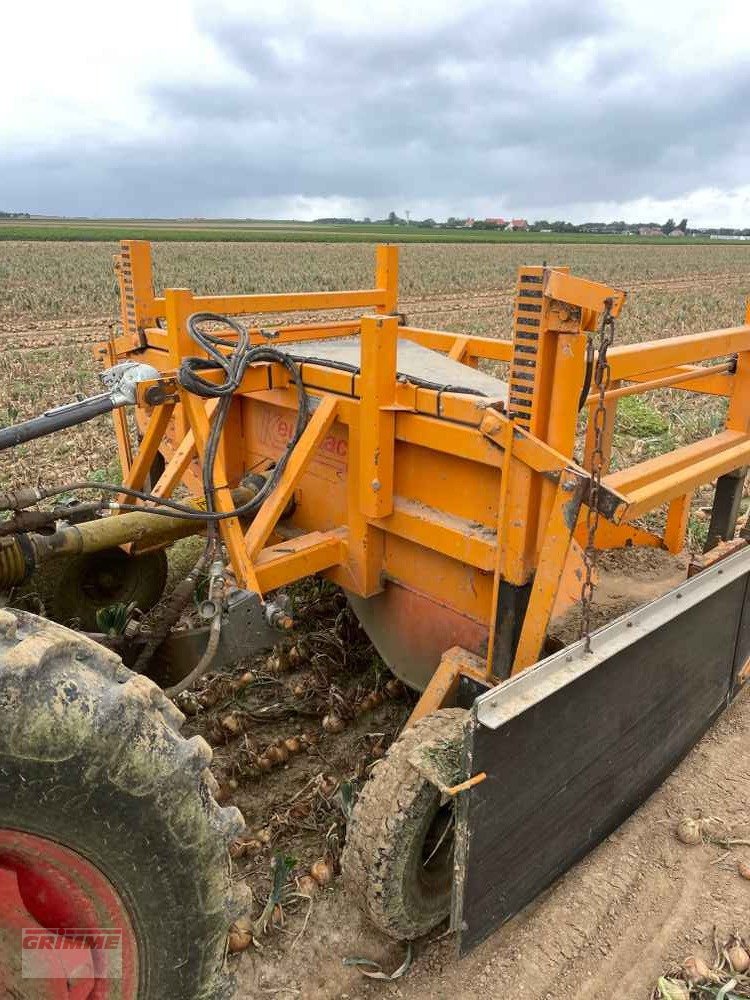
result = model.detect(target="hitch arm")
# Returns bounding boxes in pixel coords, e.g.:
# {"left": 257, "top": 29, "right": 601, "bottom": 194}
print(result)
{"left": 0, "top": 361, "right": 160, "bottom": 453}
{"left": 0, "top": 394, "right": 117, "bottom": 451}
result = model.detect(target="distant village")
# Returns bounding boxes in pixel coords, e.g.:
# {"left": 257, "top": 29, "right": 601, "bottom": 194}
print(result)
{"left": 314, "top": 213, "right": 750, "bottom": 239}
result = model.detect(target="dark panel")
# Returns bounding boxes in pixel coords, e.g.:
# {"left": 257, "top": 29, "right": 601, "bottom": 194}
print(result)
{"left": 456, "top": 573, "right": 749, "bottom": 955}
{"left": 705, "top": 467, "right": 747, "bottom": 551}
{"left": 732, "top": 573, "right": 750, "bottom": 691}
{"left": 456, "top": 673, "right": 492, "bottom": 709}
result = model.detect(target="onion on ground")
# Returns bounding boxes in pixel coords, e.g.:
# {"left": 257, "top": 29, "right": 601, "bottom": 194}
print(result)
{"left": 310, "top": 857, "right": 334, "bottom": 887}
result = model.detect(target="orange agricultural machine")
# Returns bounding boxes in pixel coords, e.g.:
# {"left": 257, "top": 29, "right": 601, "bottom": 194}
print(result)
{"left": 1, "top": 241, "right": 750, "bottom": 996}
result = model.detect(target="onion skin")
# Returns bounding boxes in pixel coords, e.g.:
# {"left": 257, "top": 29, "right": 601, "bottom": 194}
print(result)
{"left": 227, "top": 917, "right": 253, "bottom": 953}
{"left": 385, "top": 678, "right": 403, "bottom": 698}
{"left": 221, "top": 714, "right": 240, "bottom": 736}
{"left": 676, "top": 818, "right": 702, "bottom": 845}
{"left": 727, "top": 944, "right": 750, "bottom": 973}
{"left": 322, "top": 713, "right": 345, "bottom": 734}
{"left": 682, "top": 956, "right": 711, "bottom": 983}
{"left": 310, "top": 858, "right": 334, "bottom": 887}
{"left": 235, "top": 670, "right": 256, "bottom": 689}
{"left": 297, "top": 875, "right": 318, "bottom": 897}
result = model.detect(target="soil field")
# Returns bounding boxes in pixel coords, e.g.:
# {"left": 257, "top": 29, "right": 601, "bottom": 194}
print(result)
{"left": 2, "top": 239, "right": 750, "bottom": 999}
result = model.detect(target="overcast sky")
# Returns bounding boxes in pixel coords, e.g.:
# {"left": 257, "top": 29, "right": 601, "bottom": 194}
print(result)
{"left": 2, "top": 0, "right": 749, "bottom": 225}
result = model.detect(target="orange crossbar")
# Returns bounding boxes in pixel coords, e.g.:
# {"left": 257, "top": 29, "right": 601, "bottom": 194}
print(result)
{"left": 607, "top": 327, "right": 750, "bottom": 380}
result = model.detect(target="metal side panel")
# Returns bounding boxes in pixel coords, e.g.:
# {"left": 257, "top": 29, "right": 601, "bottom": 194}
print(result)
{"left": 453, "top": 546, "right": 750, "bottom": 955}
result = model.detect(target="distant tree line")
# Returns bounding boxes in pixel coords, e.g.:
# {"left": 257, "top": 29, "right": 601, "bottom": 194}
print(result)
{"left": 0, "top": 211, "right": 31, "bottom": 219}
{"left": 308, "top": 212, "right": 750, "bottom": 237}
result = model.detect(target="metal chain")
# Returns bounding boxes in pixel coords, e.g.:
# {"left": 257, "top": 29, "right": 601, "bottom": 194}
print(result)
{"left": 580, "top": 298, "right": 616, "bottom": 652}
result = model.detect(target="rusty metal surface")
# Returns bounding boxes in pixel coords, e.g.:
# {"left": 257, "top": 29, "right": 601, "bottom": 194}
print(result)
{"left": 347, "top": 583, "right": 488, "bottom": 692}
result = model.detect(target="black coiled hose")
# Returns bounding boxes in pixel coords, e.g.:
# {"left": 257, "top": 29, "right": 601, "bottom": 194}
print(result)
{"left": 174, "top": 313, "right": 310, "bottom": 541}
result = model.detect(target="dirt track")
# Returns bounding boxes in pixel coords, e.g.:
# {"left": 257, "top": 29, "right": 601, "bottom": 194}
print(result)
{"left": 236, "top": 681, "right": 750, "bottom": 999}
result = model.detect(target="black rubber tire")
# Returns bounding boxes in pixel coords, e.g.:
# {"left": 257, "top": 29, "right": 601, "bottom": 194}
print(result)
{"left": 0, "top": 608, "right": 246, "bottom": 999}
{"left": 42, "top": 547, "right": 169, "bottom": 631}
{"left": 341, "top": 708, "right": 466, "bottom": 940}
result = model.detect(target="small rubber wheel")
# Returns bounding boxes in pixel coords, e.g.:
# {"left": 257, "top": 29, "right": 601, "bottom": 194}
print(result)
{"left": 0, "top": 608, "right": 246, "bottom": 999}
{"left": 342, "top": 708, "right": 466, "bottom": 940}
{"left": 41, "top": 547, "right": 169, "bottom": 631}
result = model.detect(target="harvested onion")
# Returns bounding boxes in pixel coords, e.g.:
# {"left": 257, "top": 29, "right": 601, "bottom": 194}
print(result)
{"left": 727, "top": 943, "right": 750, "bottom": 973}
{"left": 297, "top": 874, "right": 318, "bottom": 897}
{"left": 738, "top": 859, "right": 750, "bottom": 881}
{"left": 227, "top": 916, "right": 253, "bottom": 953}
{"left": 676, "top": 818, "right": 703, "bottom": 846}
{"left": 322, "top": 713, "right": 345, "bottom": 734}
{"left": 310, "top": 857, "right": 334, "bottom": 887}
{"left": 682, "top": 955, "right": 711, "bottom": 983}
{"left": 220, "top": 713, "right": 242, "bottom": 737}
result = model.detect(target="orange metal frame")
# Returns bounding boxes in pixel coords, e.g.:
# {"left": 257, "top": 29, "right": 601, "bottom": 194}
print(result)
{"left": 98, "top": 240, "right": 750, "bottom": 704}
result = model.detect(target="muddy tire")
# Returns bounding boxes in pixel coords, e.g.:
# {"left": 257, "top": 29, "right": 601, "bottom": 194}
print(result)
{"left": 0, "top": 608, "right": 246, "bottom": 999}
{"left": 342, "top": 708, "right": 466, "bottom": 940}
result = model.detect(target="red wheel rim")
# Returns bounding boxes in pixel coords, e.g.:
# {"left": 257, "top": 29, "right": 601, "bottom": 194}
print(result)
{"left": 0, "top": 828, "right": 138, "bottom": 999}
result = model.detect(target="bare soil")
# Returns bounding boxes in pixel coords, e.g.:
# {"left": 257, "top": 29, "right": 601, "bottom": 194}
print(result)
{"left": 230, "top": 671, "right": 750, "bottom": 1000}
{"left": 169, "top": 548, "right": 750, "bottom": 1000}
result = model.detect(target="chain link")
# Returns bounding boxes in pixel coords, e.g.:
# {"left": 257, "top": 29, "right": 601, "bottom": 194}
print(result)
{"left": 580, "top": 298, "right": 616, "bottom": 652}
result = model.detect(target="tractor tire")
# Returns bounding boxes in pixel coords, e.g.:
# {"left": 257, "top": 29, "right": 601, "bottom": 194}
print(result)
{"left": 341, "top": 707, "right": 466, "bottom": 940}
{"left": 0, "top": 608, "right": 246, "bottom": 999}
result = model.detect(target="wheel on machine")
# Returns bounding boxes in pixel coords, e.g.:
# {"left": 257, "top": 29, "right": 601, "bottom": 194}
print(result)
{"left": 0, "top": 608, "right": 246, "bottom": 999}
{"left": 42, "top": 546, "right": 169, "bottom": 632}
{"left": 341, "top": 707, "right": 466, "bottom": 941}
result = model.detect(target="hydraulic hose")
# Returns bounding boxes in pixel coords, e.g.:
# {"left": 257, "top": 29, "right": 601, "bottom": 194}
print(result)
{"left": 0, "top": 395, "right": 116, "bottom": 451}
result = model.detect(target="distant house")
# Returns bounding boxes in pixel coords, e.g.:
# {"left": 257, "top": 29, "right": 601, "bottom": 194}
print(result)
{"left": 668, "top": 228, "right": 685, "bottom": 237}
{"left": 638, "top": 226, "right": 663, "bottom": 237}
{"left": 463, "top": 218, "right": 475, "bottom": 228}
{"left": 505, "top": 219, "right": 529, "bottom": 231}
{"left": 484, "top": 218, "right": 507, "bottom": 227}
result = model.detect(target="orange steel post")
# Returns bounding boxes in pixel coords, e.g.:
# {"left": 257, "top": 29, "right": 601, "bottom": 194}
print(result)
{"left": 163, "top": 287, "right": 196, "bottom": 442}
{"left": 150, "top": 400, "right": 219, "bottom": 499}
{"left": 115, "top": 240, "right": 157, "bottom": 347}
{"left": 485, "top": 416, "right": 515, "bottom": 677}
{"left": 164, "top": 287, "right": 261, "bottom": 593}
{"left": 534, "top": 295, "right": 589, "bottom": 552}
{"left": 117, "top": 402, "right": 175, "bottom": 505}
{"left": 512, "top": 468, "right": 586, "bottom": 672}
{"left": 105, "top": 337, "right": 134, "bottom": 476}
{"left": 359, "top": 315, "right": 398, "bottom": 518}
{"left": 726, "top": 299, "right": 750, "bottom": 434}
{"left": 344, "top": 414, "right": 384, "bottom": 596}
{"left": 406, "top": 646, "right": 488, "bottom": 727}
{"left": 664, "top": 491, "right": 693, "bottom": 553}
{"left": 180, "top": 387, "right": 261, "bottom": 594}
{"left": 245, "top": 395, "right": 339, "bottom": 559}
{"left": 375, "top": 245, "right": 399, "bottom": 315}
{"left": 500, "top": 267, "right": 550, "bottom": 584}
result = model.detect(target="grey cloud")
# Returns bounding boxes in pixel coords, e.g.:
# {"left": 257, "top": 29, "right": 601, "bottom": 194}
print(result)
{"left": 3, "top": 0, "right": 749, "bottom": 218}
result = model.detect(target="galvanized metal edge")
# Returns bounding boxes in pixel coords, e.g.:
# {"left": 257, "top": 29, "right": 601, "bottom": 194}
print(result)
{"left": 476, "top": 545, "right": 750, "bottom": 730}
